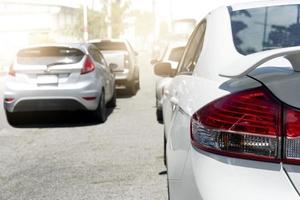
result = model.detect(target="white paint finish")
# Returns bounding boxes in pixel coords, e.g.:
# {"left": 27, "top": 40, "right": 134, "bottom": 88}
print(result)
{"left": 193, "top": 6, "right": 243, "bottom": 80}
{"left": 167, "top": 110, "right": 190, "bottom": 180}
{"left": 220, "top": 46, "right": 300, "bottom": 78}
{"left": 191, "top": 148, "right": 300, "bottom": 200}
{"left": 166, "top": 75, "right": 261, "bottom": 116}
{"left": 283, "top": 164, "right": 300, "bottom": 193}
{"left": 163, "top": 1, "right": 300, "bottom": 199}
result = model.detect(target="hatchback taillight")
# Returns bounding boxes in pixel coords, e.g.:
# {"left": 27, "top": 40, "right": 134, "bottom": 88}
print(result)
{"left": 191, "top": 87, "right": 282, "bottom": 162}
{"left": 81, "top": 56, "right": 95, "bottom": 74}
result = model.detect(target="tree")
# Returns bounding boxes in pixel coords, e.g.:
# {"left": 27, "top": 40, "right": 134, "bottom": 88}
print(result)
{"left": 110, "top": 0, "right": 131, "bottom": 38}
{"left": 130, "top": 10, "right": 155, "bottom": 39}
{"left": 58, "top": 6, "right": 107, "bottom": 41}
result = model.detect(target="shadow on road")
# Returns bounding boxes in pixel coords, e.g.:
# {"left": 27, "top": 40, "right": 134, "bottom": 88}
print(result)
{"left": 116, "top": 88, "right": 139, "bottom": 99}
{"left": 7, "top": 108, "right": 115, "bottom": 128}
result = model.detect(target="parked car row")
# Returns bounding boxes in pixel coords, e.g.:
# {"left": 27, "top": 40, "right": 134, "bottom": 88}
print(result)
{"left": 151, "top": 43, "right": 186, "bottom": 123}
{"left": 154, "top": 1, "right": 300, "bottom": 199}
{"left": 4, "top": 40, "right": 139, "bottom": 124}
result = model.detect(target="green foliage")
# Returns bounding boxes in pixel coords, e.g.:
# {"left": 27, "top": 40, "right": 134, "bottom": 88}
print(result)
{"left": 111, "top": 0, "right": 131, "bottom": 38}
{"left": 130, "top": 10, "right": 155, "bottom": 38}
{"left": 58, "top": 6, "right": 107, "bottom": 41}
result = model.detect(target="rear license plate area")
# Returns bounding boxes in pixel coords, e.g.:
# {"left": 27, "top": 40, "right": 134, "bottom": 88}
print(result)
{"left": 37, "top": 74, "right": 58, "bottom": 85}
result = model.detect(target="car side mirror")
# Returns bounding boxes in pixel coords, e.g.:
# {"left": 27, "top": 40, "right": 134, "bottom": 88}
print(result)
{"left": 109, "top": 63, "right": 118, "bottom": 72}
{"left": 154, "top": 62, "right": 174, "bottom": 77}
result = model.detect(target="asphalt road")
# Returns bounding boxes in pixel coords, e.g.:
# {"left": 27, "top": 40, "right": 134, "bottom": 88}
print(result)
{"left": 0, "top": 53, "right": 167, "bottom": 200}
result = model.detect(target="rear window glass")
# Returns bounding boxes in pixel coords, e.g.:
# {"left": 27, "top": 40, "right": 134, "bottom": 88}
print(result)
{"left": 93, "top": 42, "right": 127, "bottom": 51}
{"left": 17, "top": 47, "right": 84, "bottom": 65}
{"left": 230, "top": 4, "right": 300, "bottom": 55}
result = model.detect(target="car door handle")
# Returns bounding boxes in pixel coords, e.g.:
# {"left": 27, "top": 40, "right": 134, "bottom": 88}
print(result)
{"left": 170, "top": 97, "right": 179, "bottom": 105}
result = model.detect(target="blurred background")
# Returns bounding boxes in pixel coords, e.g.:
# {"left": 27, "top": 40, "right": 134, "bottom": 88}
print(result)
{"left": 0, "top": 0, "right": 252, "bottom": 73}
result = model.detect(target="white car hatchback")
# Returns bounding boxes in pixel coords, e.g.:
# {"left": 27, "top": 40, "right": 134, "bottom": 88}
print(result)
{"left": 4, "top": 44, "right": 117, "bottom": 124}
{"left": 155, "top": 1, "right": 300, "bottom": 199}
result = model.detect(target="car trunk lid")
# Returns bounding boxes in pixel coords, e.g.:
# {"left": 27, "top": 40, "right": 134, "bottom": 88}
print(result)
{"left": 13, "top": 46, "right": 85, "bottom": 86}
{"left": 248, "top": 60, "right": 300, "bottom": 194}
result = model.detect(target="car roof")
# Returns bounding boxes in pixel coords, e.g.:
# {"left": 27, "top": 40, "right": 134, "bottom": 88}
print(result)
{"left": 229, "top": 0, "right": 300, "bottom": 11}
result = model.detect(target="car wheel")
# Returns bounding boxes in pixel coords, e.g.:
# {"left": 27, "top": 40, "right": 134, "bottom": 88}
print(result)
{"left": 92, "top": 92, "right": 106, "bottom": 123}
{"left": 107, "top": 89, "right": 116, "bottom": 108}
{"left": 156, "top": 109, "right": 163, "bottom": 123}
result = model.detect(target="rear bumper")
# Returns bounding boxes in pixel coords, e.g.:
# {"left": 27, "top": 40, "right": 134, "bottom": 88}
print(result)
{"left": 168, "top": 147, "right": 300, "bottom": 200}
{"left": 7, "top": 99, "right": 87, "bottom": 112}
{"left": 4, "top": 82, "right": 101, "bottom": 112}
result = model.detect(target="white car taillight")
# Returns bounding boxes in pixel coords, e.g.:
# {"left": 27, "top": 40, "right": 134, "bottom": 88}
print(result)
{"left": 81, "top": 56, "right": 95, "bottom": 74}
{"left": 191, "top": 87, "right": 282, "bottom": 162}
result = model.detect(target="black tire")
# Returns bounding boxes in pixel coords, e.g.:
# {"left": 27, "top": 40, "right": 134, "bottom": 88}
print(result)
{"left": 92, "top": 92, "right": 106, "bottom": 123}
{"left": 127, "top": 82, "right": 137, "bottom": 95}
{"left": 107, "top": 90, "right": 116, "bottom": 108}
{"left": 156, "top": 109, "right": 163, "bottom": 123}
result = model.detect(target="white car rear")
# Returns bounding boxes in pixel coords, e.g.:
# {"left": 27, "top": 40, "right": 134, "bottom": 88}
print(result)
{"left": 156, "top": 1, "right": 300, "bottom": 199}
{"left": 4, "top": 44, "right": 116, "bottom": 124}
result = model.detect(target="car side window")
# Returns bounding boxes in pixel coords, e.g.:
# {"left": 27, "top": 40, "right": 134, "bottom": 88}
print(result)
{"left": 89, "top": 48, "right": 106, "bottom": 66}
{"left": 178, "top": 20, "right": 206, "bottom": 74}
{"left": 95, "top": 49, "right": 107, "bottom": 67}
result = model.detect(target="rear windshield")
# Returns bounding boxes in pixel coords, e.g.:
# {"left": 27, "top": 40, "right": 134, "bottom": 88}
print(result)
{"left": 17, "top": 47, "right": 84, "bottom": 65}
{"left": 230, "top": 4, "right": 300, "bottom": 55}
{"left": 93, "top": 42, "right": 127, "bottom": 51}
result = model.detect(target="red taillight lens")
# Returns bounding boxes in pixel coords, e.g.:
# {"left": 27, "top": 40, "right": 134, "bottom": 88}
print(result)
{"left": 4, "top": 97, "right": 15, "bottom": 103}
{"left": 81, "top": 56, "right": 95, "bottom": 74}
{"left": 191, "top": 87, "right": 281, "bottom": 161}
{"left": 8, "top": 63, "right": 15, "bottom": 76}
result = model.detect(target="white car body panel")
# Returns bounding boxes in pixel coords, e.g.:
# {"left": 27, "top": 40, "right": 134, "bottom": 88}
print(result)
{"left": 162, "top": 1, "right": 300, "bottom": 199}
{"left": 190, "top": 148, "right": 299, "bottom": 200}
